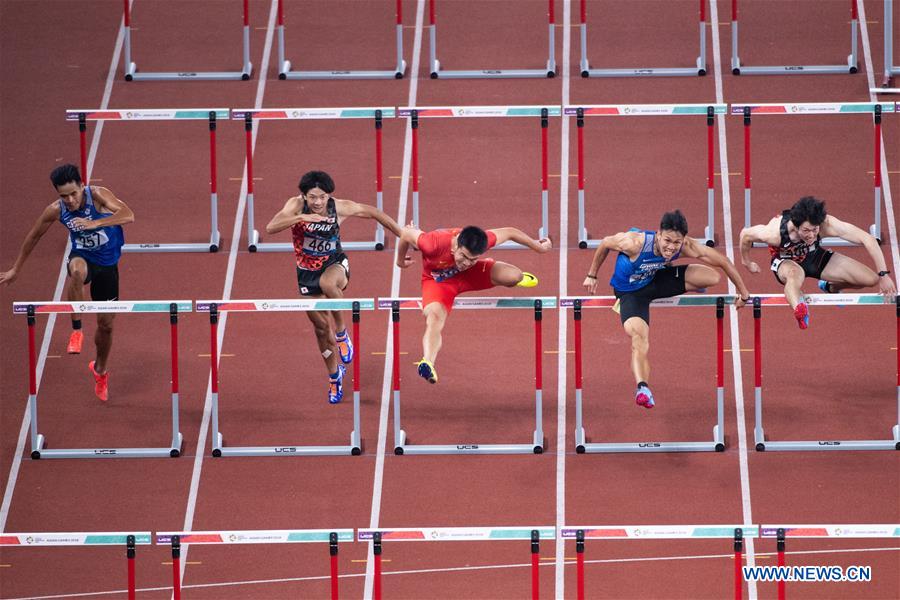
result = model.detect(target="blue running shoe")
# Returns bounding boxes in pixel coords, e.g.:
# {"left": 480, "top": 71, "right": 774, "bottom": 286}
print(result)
{"left": 328, "top": 365, "right": 346, "bottom": 404}
{"left": 335, "top": 329, "right": 354, "bottom": 364}
{"left": 416, "top": 359, "right": 438, "bottom": 384}
{"left": 818, "top": 280, "right": 835, "bottom": 294}
{"left": 635, "top": 384, "right": 655, "bottom": 409}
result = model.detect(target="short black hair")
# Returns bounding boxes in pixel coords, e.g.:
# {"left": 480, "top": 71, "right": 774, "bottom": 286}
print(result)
{"left": 457, "top": 226, "right": 489, "bottom": 255}
{"left": 659, "top": 210, "right": 688, "bottom": 236}
{"left": 50, "top": 164, "right": 82, "bottom": 188}
{"left": 789, "top": 196, "right": 827, "bottom": 227}
{"left": 298, "top": 170, "right": 335, "bottom": 194}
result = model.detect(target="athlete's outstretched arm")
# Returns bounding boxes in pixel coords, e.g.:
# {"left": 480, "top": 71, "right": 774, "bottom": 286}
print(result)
{"left": 583, "top": 232, "right": 634, "bottom": 294}
{"left": 488, "top": 227, "right": 551, "bottom": 253}
{"left": 683, "top": 238, "right": 751, "bottom": 308}
{"left": 335, "top": 199, "right": 401, "bottom": 237}
{"left": 266, "top": 196, "right": 327, "bottom": 234}
{"left": 396, "top": 225, "right": 423, "bottom": 269}
{"left": 75, "top": 186, "right": 134, "bottom": 231}
{"left": 822, "top": 215, "right": 896, "bottom": 296}
{"left": 0, "top": 202, "right": 60, "bottom": 285}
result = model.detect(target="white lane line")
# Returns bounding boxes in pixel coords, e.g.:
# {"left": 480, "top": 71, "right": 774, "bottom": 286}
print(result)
{"left": 0, "top": 2, "right": 129, "bottom": 533}
{"left": 554, "top": 1, "right": 572, "bottom": 598}
{"left": 709, "top": 2, "right": 758, "bottom": 599}
{"left": 363, "top": 1, "right": 425, "bottom": 598}
{"left": 175, "top": 0, "right": 279, "bottom": 594}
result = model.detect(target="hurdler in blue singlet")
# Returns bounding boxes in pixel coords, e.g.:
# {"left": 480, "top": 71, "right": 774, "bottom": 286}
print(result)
{"left": 608, "top": 228, "right": 681, "bottom": 292}
{"left": 59, "top": 186, "right": 125, "bottom": 266}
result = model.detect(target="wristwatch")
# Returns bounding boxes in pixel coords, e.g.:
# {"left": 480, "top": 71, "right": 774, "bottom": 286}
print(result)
{"left": 878, "top": 270, "right": 891, "bottom": 277}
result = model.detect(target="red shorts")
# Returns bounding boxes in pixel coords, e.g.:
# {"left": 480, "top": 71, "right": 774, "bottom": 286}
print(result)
{"left": 422, "top": 259, "right": 496, "bottom": 312}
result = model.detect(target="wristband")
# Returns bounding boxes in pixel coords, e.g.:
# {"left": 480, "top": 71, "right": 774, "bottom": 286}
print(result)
{"left": 878, "top": 270, "right": 890, "bottom": 277}
{"left": 585, "top": 274, "right": 597, "bottom": 279}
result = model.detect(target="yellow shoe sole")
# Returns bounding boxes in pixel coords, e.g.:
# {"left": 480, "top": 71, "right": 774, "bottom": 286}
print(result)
{"left": 516, "top": 272, "right": 538, "bottom": 288}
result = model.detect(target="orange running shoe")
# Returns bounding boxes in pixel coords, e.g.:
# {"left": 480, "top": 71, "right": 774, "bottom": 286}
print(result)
{"left": 88, "top": 361, "right": 109, "bottom": 402}
{"left": 67, "top": 330, "right": 83, "bottom": 354}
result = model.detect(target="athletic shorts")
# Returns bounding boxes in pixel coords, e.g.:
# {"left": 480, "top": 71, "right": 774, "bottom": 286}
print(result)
{"left": 770, "top": 248, "right": 833, "bottom": 284}
{"left": 67, "top": 253, "right": 119, "bottom": 301}
{"left": 614, "top": 265, "right": 688, "bottom": 325}
{"left": 422, "top": 258, "right": 496, "bottom": 312}
{"left": 297, "top": 254, "right": 349, "bottom": 296}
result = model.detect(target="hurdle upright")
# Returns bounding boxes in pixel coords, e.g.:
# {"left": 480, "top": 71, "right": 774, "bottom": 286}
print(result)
{"left": 428, "top": 0, "right": 556, "bottom": 78}
{"left": 122, "top": 0, "right": 251, "bottom": 81}
{"left": 197, "top": 298, "right": 374, "bottom": 456}
{"left": 277, "top": 0, "right": 405, "bottom": 79}
{"left": 884, "top": 0, "right": 900, "bottom": 86}
{"left": 564, "top": 296, "right": 729, "bottom": 453}
{"left": 14, "top": 301, "right": 188, "bottom": 459}
{"left": 578, "top": 0, "right": 707, "bottom": 77}
{"left": 730, "top": 0, "right": 858, "bottom": 75}
{"left": 400, "top": 106, "right": 557, "bottom": 249}
{"left": 382, "top": 296, "right": 554, "bottom": 455}
{"left": 733, "top": 102, "right": 895, "bottom": 246}
{"left": 232, "top": 107, "right": 395, "bottom": 252}
{"left": 67, "top": 109, "right": 228, "bottom": 253}
{"left": 752, "top": 295, "right": 900, "bottom": 451}
{"left": 568, "top": 104, "right": 724, "bottom": 249}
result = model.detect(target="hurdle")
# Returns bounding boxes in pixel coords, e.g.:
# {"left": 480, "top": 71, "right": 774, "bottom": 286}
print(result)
{"left": 759, "top": 525, "right": 896, "bottom": 598}
{"left": 567, "top": 104, "right": 724, "bottom": 249}
{"left": 0, "top": 532, "right": 151, "bottom": 599}
{"left": 752, "top": 295, "right": 900, "bottom": 451}
{"left": 733, "top": 102, "right": 895, "bottom": 246}
{"left": 560, "top": 525, "right": 759, "bottom": 600}
{"left": 196, "top": 298, "right": 374, "bottom": 457}
{"left": 13, "top": 301, "right": 188, "bottom": 459}
{"left": 400, "top": 106, "right": 558, "bottom": 249}
{"left": 427, "top": 0, "right": 556, "bottom": 79}
{"left": 730, "top": 0, "right": 858, "bottom": 75}
{"left": 578, "top": 0, "right": 707, "bottom": 77}
{"left": 122, "top": 0, "right": 252, "bottom": 81}
{"left": 563, "top": 296, "right": 730, "bottom": 453}
{"left": 157, "top": 529, "right": 353, "bottom": 600}
{"left": 382, "top": 296, "right": 553, "bottom": 455}
{"left": 277, "top": 0, "right": 405, "bottom": 79}
{"left": 231, "top": 107, "right": 395, "bottom": 252}
{"left": 66, "top": 109, "right": 228, "bottom": 253}
{"left": 359, "top": 526, "right": 555, "bottom": 599}
{"left": 884, "top": 1, "right": 900, "bottom": 85}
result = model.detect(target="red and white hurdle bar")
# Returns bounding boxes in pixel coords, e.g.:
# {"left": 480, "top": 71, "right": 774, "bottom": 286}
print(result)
{"left": 358, "top": 526, "right": 555, "bottom": 600}
{"left": 13, "top": 301, "right": 189, "bottom": 459}
{"left": 158, "top": 529, "right": 353, "bottom": 600}
{"left": 733, "top": 102, "right": 896, "bottom": 246}
{"left": 232, "top": 107, "right": 394, "bottom": 252}
{"left": 567, "top": 104, "right": 724, "bottom": 249}
{"left": 382, "top": 296, "right": 554, "bottom": 455}
{"left": 428, "top": 0, "right": 556, "bottom": 79}
{"left": 277, "top": 0, "right": 405, "bottom": 80}
{"left": 760, "top": 524, "right": 899, "bottom": 600}
{"left": 751, "top": 294, "right": 900, "bottom": 451}
{"left": 67, "top": 108, "right": 227, "bottom": 252}
{"left": 564, "top": 295, "right": 729, "bottom": 453}
{"left": 730, "top": 0, "right": 858, "bottom": 75}
{"left": 561, "top": 525, "right": 759, "bottom": 600}
{"left": 122, "top": 0, "right": 252, "bottom": 81}
{"left": 399, "top": 106, "right": 557, "bottom": 249}
{"left": 196, "top": 298, "right": 374, "bottom": 457}
{"left": 578, "top": 0, "right": 707, "bottom": 77}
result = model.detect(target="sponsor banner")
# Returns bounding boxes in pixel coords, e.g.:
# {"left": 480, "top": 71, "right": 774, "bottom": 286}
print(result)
{"left": 195, "top": 299, "right": 374, "bottom": 312}
{"left": 561, "top": 526, "right": 758, "bottom": 539}
{"left": 565, "top": 104, "right": 726, "bottom": 116}
{"left": 232, "top": 107, "right": 395, "bottom": 120}
{"left": 378, "top": 297, "right": 556, "bottom": 310}
{"left": 730, "top": 103, "right": 893, "bottom": 115}
{"left": 0, "top": 532, "right": 151, "bottom": 546}
{"left": 760, "top": 525, "right": 900, "bottom": 538}
{"left": 399, "top": 106, "right": 558, "bottom": 118}
{"left": 13, "top": 301, "right": 191, "bottom": 314}
{"left": 358, "top": 527, "right": 554, "bottom": 542}
{"left": 156, "top": 530, "right": 353, "bottom": 544}
{"left": 67, "top": 109, "right": 228, "bottom": 121}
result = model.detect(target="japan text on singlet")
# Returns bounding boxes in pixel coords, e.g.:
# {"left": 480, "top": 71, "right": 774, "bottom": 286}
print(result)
{"left": 609, "top": 229, "right": 680, "bottom": 292}
{"left": 59, "top": 186, "right": 125, "bottom": 266}
{"left": 291, "top": 197, "right": 343, "bottom": 271}
{"left": 768, "top": 210, "right": 820, "bottom": 263}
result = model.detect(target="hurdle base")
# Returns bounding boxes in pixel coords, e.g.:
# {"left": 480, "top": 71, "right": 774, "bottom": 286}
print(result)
{"left": 280, "top": 59, "right": 406, "bottom": 80}
{"left": 212, "top": 431, "right": 359, "bottom": 457}
{"left": 394, "top": 429, "right": 543, "bottom": 455}
{"left": 30, "top": 433, "right": 183, "bottom": 459}
{"left": 575, "top": 426, "right": 723, "bottom": 453}
{"left": 755, "top": 439, "right": 900, "bottom": 451}
{"left": 125, "top": 62, "right": 253, "bottom": 82}
{"left": 430, "top": 59, "right": 556, "bottom": 79}
{"left": 123, "top": 236, "right": 220, "bottom": 253}
{"left": 583, "top": 56, "right": 706, "bottom": 78}
{"left": 731, "top": 57, "right": 857, "bottom": 76}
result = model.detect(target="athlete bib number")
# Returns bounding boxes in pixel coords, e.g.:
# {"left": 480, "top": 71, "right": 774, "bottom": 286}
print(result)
{"left": 75, "top": 230, "right": 109, "bottom": 250}
{"left": 303, "top": 236, "right": 334, "bottom": 254}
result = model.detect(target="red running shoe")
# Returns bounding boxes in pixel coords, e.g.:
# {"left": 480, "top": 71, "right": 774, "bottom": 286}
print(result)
{"left": 88, "top": 361, "right": 109, "bottom": 402}
{"left": 794, "top": 302, "right": 809, "bottom": 330}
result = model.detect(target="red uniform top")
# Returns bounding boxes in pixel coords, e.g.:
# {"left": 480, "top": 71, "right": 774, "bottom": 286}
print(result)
{"left": 417, "top": 228, "right": 497, "bottom": 282}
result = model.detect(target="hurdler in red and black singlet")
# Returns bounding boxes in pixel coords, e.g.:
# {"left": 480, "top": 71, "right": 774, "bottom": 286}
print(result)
{"left": 291, "top": 197, "right": 349, "bottom": 296}
{"left": 768, "top": 210, "right": 833, "bottom": 283}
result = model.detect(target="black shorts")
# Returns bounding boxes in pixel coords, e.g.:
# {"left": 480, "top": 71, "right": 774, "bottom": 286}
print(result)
{"left": 771, "top": 248, "right": 834, "bottom": 284}
{"left": 614, "top": 265, "right": 688, "bottom": 325}
{"left": 67, "top": 253, "right": 120, "bottom": 301}
{"left": 297, "top": 254, "right": 350, "bottom": 296}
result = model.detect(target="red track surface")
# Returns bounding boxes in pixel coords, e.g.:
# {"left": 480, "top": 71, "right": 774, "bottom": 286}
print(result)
{"left": 0, "top": 1, "right": 898, "bottom": 598}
